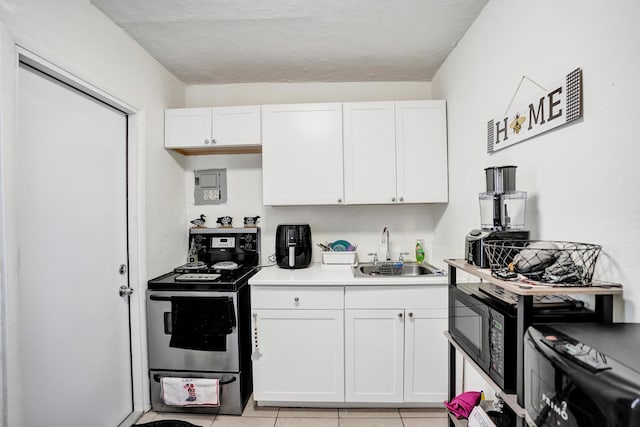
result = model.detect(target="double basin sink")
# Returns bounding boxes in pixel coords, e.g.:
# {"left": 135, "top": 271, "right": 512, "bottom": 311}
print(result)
{"left": 352, "top": 262, "right": 445, "bottom": 278}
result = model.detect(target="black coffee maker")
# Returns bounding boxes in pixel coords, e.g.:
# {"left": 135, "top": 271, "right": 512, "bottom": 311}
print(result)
{"left": 466, "top": 166, "right": 529, "bottom": 267}
{"left": 276, "top": 224, "right": 312, "bottom": 269}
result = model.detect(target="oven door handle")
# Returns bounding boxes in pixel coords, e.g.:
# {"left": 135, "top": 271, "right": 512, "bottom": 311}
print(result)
{"left": 149, "top": 295, "right": 172, "bottom": 301}
{"left": 152, "top": 374, "right": 237, "bottom": 386}
{"left": 164, "top": 312, "right": 172, "bottom": 335}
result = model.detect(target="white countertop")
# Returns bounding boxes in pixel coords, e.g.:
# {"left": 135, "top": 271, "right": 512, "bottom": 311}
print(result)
{"left": 249, "top": 262, "right": 448, "bottom": 286}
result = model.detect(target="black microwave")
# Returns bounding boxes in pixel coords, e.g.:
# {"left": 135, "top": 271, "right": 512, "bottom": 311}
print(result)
{"left": 449, "top": 284, "right": 598, "bottom": 394}
{"left": 448, "top": 283, "right": 518, "bottom": 392}
{"left": 525, "top": 323, "right": 640, "bottom": 427}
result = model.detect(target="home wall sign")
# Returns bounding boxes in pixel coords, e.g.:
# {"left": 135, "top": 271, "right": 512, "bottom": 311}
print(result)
{"left": 487, "top": 68, "right": 583, "bottom": 153}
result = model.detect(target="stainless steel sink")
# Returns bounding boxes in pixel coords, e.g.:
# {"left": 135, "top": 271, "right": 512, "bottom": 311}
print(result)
{"left": 353, "top": 262, "right": 445, "bottom": 278}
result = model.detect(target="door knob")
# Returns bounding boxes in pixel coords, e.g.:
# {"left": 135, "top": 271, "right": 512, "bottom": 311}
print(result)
{"left": 119, "top": 285, "right": 133, "bottom": 297}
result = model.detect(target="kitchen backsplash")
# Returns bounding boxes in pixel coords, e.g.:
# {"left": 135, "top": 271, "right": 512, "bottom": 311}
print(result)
{"left": 184, "top": 153, "right": 442, "bottom": 266}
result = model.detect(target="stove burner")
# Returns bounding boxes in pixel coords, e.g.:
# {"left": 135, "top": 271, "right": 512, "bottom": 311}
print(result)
{"left": 180, "top": 262, "right": 206, "bottom": 270}
{"left": 213, "top": 261, "right": 240, "bottom": 270}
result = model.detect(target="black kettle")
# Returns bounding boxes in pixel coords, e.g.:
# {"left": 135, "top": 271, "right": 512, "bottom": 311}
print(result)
{"left": 275, "top": 224, "right": 312, "bottom": 269}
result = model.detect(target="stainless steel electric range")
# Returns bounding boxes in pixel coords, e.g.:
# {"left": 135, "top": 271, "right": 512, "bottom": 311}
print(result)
{"left": 146, "top": 227, "right": 260, "bottom": 415}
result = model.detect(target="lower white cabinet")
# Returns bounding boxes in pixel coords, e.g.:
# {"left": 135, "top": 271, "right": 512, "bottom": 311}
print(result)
{"left": 250, "top": 285, "right": 447, "bottom": 405}
{"left": 344, "top": 286, "right": 448, "bottom": 404}
{"left": 345, "top": 309, "right": 405, "bottom": 402}
{"left": 251, "top": 286, "right": 344, "bottom": 402}
{"left": 403, "top": 308, "right": 448, "bottom": 403}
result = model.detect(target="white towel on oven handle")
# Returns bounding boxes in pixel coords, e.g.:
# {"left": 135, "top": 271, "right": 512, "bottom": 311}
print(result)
{"left": 160, "top": 377, "right": 220, "bottom": 407}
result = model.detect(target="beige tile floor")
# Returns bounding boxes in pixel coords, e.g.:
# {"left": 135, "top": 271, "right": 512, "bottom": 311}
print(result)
{"left": 135, "top": 396, "right": 449, "bottom": 427}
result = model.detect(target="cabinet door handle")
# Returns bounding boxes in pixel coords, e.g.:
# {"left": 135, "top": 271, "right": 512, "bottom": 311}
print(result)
{"left": 211, "top": 138, "right": 217, "bottom": 144}
{"left": 294, "top": 297, "right": 300, "bottom": 303}
{"left": 204, "top": 138, "right": 210, "bottom": 144}
{"left": 252, "top": 313, "right": 259, "bottom": 354}
{"left": 399, "top": 197, "right": 404, "bottom": 202}
{"left": 408, "top": 312, "right": 414, "bottom": 318}
{"left": 391, "top": 197, "right": 396, "bottom": 202}
{"left": 398, "top": 312, "right": 403, "bottom": 318}
{"left": 337, "top": 198, "right": 342, "bottom": 203}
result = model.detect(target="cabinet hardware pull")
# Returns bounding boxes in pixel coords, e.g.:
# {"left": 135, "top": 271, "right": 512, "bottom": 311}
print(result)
{"left": 252, "top": 313, "right": 259, "bottom": 354}
{"left": 400, "top": 197, "right": 404, "bottom": 202}
{"left": 398, "top": 313, "right": 403, "bottom": 318}
{"left": 392, "top": 197, "right": 396, "bottom": 202}
{"left": 294, "top": 297, "right": 300, "bottom": 302}
{"left": 212, "top": 139, "right": 217, "bottom": 144}
{"left": 408, "top": 312, "right": 414, "bottom": 318}
{"left": 337, "top": 198, "right": 342, "bottom": 203}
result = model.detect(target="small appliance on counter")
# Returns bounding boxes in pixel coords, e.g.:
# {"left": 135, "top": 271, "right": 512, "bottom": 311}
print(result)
{"left": 466, "top": 165, "right": 529, "bottom": 267}
{"left": 525, "top": 323, "right": 640, "bottom": 427}
{"left": 276, "top": 224, "right": 312, "bottom": 269}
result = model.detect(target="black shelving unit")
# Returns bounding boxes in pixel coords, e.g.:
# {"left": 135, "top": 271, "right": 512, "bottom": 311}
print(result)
{"left": 445, "top": 259, "right": 621, "bottom": 427}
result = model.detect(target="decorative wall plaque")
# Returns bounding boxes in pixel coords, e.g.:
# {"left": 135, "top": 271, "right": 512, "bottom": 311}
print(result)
{"left": 487, "top": 68, "right": 583, "bottom": 153}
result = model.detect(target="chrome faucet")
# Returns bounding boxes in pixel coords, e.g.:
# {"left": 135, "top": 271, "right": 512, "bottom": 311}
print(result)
{"left": 381, "top": 227, "right": 391, "bottom": 261}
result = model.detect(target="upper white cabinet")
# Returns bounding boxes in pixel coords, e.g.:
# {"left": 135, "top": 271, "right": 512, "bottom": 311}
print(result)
{"left": 165, "top": 105, "right": 261, "bottom": 153}
{"left": 261, "top": 103, "right": 344, "bottom": 205}
{"left": 395, "top": 100, "right": 448, "bottom": 203}
{"left": 343, "top": 100, "right": 448, "bottom": 204}
{"left": 343, "top": 102, "right": 398, "bottom": 204}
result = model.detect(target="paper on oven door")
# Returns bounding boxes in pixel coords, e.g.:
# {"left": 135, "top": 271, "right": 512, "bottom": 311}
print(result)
{"left": 160, "top": 377, "right": 220, "bottom": 407}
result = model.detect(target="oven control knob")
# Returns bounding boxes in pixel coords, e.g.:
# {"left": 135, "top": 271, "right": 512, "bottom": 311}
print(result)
{"left": 245, "top": 235, "right": 253, "bottom": 242}
{"left": 194, "top": 235, "right": 204, "bottom": 243}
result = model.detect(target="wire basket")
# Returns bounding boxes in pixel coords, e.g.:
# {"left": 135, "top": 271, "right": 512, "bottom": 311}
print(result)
{"left": 483, "top": 240, "right": 602, "bottom": 285}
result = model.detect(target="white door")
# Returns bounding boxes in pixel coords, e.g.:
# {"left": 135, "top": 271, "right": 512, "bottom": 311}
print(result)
{"left": 404, "top": 308, "right": 449, "bottom": 402}
{"left": 343, "top": 102, "right": 397, "bottom": 204}
{"left": 261, "top": 103, "right": 344, "bottom": 205}
{"left": 17, "top": 64, "right": 133, "bottom": 426}
{"left": 252, "top": 309, "right": 344, "bottom": 402}
{"left": 345, "top": 309, "right": 404, "bottom": 402}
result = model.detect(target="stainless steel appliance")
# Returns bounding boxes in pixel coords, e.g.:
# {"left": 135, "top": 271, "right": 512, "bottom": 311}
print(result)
{"left": 146, "top": 227, "right": 260, "bottom": 415}
{"left": 275, "top": 224, "right": 312, "bottom": 269}
{"left": 466, "top": 166, "right": 529, "bottom": 267}
{"left": 525, "top": 323, "right": 640, "bottom": 427}
{"left": 449, "top": 283, "right": 593, "bottom": 393}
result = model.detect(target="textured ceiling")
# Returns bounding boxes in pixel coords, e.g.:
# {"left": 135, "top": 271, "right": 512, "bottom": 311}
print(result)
{"left": 90, "top": 0, "right": 488, "bottom": 84}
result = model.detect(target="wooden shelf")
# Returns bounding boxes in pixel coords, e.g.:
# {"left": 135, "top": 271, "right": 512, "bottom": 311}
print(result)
{"left": 444, "top": 259, "right": 623, "bottom": 297}
{"left": 168, "top": 145, "right": 262, "bottom": 156}
{"left": 445, "top": 331, "right": 525, "bottom": 419}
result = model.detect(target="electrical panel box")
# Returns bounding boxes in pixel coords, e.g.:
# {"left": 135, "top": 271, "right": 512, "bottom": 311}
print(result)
{"left": 194, "top": 168, "right": 227, "bottom": 205}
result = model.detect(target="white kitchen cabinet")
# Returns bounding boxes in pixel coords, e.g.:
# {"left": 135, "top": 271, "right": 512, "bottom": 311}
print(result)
{"left": 343, "top": 100, "right": 448, "bottom": 204}
{"left": 395, "top": 100, "right": 448, "bottom": 203}
{"left": 403, "top": 308, "right": 448, "bottom": 402}
{"left": 344, "top": 309, "right": 405, "bottom": 402}
{"left": 164, "top": 105, "right": 261, "bottom": 152}
{"left": 251, "top": 286, "right": 344, "bottom": 403}
{"left": 343, "top": 102, "right": 397, "bottom": 204}
{"left": 344, "top": 286, "right": 448, "bottom": 404}
{"left": 261, "top": 103, "right": 344, "bottom": 205}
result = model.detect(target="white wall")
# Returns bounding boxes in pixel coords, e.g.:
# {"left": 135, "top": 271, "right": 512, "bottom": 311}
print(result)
{"left": 183, "top": 82, "right": 442, "bottom": 265}
{"left": 431, "top": 0, "right": 640, "bottom": 322}
{"left": 0, "top": 0, "right": 186, "bottom": 425}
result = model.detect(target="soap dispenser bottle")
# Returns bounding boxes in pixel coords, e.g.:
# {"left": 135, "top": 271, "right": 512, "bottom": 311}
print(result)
{"left": 415, "top": 239, "right": 425, "bottom": 264}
